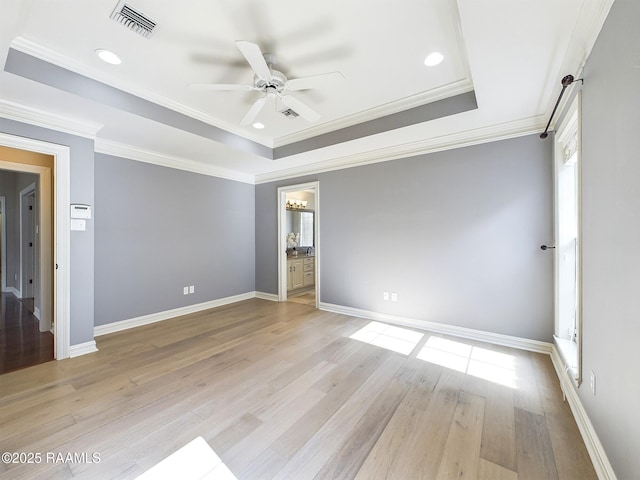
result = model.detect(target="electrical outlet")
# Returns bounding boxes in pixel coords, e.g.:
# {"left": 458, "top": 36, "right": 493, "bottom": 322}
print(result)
{"left": 590, "top": 371, "right": 596, "bottom": 395}
{"left": 391, "top": 292, "right": 398, "bottom": 302}
{"left": 183, "top": 286, "right": 189, "bottom": 295}
{"left": 189, "top": 285, "right": 194, "bottom": 294}
{"left": 383, "top": 292, "right": 389, "bottom": 301}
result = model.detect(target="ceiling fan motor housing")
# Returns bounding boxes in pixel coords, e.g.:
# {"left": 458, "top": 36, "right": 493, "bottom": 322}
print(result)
{"left": 255, "top": 69, "right": 287, "bottom": 92}
{"left": 191, "top": 41, "right": 329, "bottom": 124}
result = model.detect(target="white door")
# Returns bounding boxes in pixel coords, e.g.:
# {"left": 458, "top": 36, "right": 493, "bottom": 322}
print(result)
{"left": 22, "top": 190, "right": 36, "bottom": 299}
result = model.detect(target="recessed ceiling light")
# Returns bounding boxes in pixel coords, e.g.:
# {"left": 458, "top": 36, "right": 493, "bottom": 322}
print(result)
{"left": 95, "top": 49, "right": 122, "bottom": 65}
{"left": 252, "top": 122, "right": 265, "bottom": 129}
{"left": 424, "top": 52, "right": 444, "bottom": 67}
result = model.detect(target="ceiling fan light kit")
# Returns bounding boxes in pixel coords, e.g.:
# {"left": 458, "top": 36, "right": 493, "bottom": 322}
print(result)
{"left": 190, "top": 40, "right": 343, "bottom": 127}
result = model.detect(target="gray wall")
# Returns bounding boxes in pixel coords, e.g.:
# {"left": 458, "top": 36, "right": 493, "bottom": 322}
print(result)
{"left": 256, "top": 134, "right": 554, "bottom": 341}
{"left": 0, "top": 118, "right": 95, "bottom": 345}
{"left": 577, "top": 0, "right": 640, "bottom": 477}
{"left": 94, "top": 154, "right": 255, "bottom": 326}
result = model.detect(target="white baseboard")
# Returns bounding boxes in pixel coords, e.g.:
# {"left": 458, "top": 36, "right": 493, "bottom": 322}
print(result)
{"left": 94, "top": 291, "right": 258, "bottom": 337}
{"left": 550, "top": 347, "right": 617, "bottom": 480}
{"left": 87, "top": 292, "right": 616, "bottom": 478}
{"left": 255, "top": 291, "right": 279, "bottom": 302}
{"left": 319, "top": 302, "right": 552, "bottom": 354}
{"left": 69, "top": 341, "right": 98, "bottom": 358}
{"left": 320, "top": 301, "right": 615, "bottom": 477}
{"left": 6, "top": 287, "right": 21, "bottom": 297}
{"left": 34, "top": 306, "right": 41, "bottom": 320}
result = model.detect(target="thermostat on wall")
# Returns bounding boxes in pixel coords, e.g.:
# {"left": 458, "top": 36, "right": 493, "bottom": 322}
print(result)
{"left": 70, "top": 204, "right": 92, "bottom": 219}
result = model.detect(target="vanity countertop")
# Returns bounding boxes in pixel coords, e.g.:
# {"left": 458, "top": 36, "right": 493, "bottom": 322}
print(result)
{"left": 287, "top": 253, "right": 315, "bottom": 259}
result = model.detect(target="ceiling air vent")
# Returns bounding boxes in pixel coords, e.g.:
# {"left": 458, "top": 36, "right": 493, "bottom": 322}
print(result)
{"left": 110, "top": 1, "right": 156, "bottom": 38}
{"left": 280, "top": 108, "right": 300, "bottom": 118}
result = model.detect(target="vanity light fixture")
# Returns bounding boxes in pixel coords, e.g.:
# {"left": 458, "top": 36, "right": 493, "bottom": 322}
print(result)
{"left": 286, "top": 199, "right": 307, "bottom": 210}
{"left": 95, "top": 49, "right": 122, "bottom": 65}
{"left": 424, "top": 52, "right": 444, "bottom": 67}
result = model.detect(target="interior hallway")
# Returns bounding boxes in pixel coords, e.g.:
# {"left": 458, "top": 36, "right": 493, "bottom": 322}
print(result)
{"left": 0, "top": 292, "right": 53, "bottom": 374}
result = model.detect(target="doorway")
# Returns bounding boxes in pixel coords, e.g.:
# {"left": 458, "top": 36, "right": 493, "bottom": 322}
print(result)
{"left": 278, "top": 182, "right": 319, "bottom": 307}
{"left": 0, "top": 196, "right": 5, "bottom": 293}
{"left": 0, "top": 133, "right": 71, "bottom": 361}
{"left": 553, "top": 94, "right": 582, "bottom": 385}
{"left": 0, "top": 172, "right": 49, "bottom": 373}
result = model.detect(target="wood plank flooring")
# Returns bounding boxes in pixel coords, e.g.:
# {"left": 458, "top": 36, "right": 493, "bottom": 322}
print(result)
{"left": 0, "top": 299, "right": 596, "bottom": 479}
{"left": 286, "top": 288, "right": 316, "bottom": 306}
{"left": 0, "top": 293, "right": 53, "bottom": 374}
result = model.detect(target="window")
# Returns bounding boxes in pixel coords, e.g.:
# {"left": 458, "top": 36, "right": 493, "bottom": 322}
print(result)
{"left": 554, "top": 93, "right": 582, "bottom": 384}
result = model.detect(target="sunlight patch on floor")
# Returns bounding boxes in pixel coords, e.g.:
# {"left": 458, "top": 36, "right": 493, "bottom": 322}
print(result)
{"left": 417, "top": 336, "right": 518, "bottom": 389}
{"left": 349, "top": 321, "right": 424, "bottom": 355}
{"left": 136, "top": 436, "right": 237, "bottom": 480}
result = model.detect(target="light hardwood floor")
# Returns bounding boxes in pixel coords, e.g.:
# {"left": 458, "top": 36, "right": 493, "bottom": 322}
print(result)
{"left": 287, "top": 288, "right": 316, "bottom": 306}
{"left": 0, "top": 299, "right": 596, "bottom": 479}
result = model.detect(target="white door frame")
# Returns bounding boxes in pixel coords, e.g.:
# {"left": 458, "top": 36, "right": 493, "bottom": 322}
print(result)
{"left": 277, "top": 181, "right": 320, "bottom": 307}
{"left": 0, "top": 132, "right": 71, "bottom": 360}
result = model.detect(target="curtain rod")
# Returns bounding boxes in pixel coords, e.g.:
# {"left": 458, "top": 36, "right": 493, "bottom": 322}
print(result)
{"left": 540, "top": 74, "right": 583, "bottom": 139}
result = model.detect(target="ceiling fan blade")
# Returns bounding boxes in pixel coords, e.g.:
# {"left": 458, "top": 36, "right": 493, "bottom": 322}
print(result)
{"left": 189, "top": 83, "right": 258, "bottom": 92}
{"left": 235, "top": 40, "right": 272, "bottom": 82}
{"left": 240, "top": 96, "right": 269, "bottom": 125}
{"left": 280, "top": 95, "right": 320, "bottom": 122}
{"left": 285, "top": 71, "right": 344, "bottom": 91}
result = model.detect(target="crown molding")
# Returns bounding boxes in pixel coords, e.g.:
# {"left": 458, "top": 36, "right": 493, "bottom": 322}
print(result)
{"left": 95, "top": 139, "right": 255, "bottom": 184}
{"left": 255, "top": 115, "right": 546, "bottom": 184}
{"left": 9, "top": 37, "right": 477, "bottom": 152}
{"left": 9, "top": 36, "right": 271, "bottom": 148}
{"left": 1, "top": 92, "right": 545, "bottom": 187}
{"left": 544, "top": 0, "right": 614, "bottom": 131}
{"left": 273, "top": 79, "right": 474, "bottom": 147}
{"left": 571, "top": 0, "right": 615, "bottom": 72}
{"left": 0, "top": 97, "right": 101, "bottom": 139}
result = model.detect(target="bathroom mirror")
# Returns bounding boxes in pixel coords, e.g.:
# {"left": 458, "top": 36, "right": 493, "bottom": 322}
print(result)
{"left": 286, "top": 209, "right": 314, "bottom": 247}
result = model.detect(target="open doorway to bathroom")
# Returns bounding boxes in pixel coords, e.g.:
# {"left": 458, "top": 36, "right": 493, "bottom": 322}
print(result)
{"left": 277, "top": 182, "right": 319, "bottom": 308}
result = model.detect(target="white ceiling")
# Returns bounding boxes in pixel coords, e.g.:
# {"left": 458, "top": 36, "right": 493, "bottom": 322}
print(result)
{"left": 0, "top": 0, "right": 611, "bottom": 182}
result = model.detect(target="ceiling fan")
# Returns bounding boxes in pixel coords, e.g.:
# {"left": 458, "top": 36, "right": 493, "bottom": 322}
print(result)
{"left": 190, "top": 40, "right": 343, "bottom": 126}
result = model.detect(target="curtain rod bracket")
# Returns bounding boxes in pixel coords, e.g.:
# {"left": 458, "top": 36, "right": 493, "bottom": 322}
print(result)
{"left": 540, "top": 74, "right": 584, "bottom": 139}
